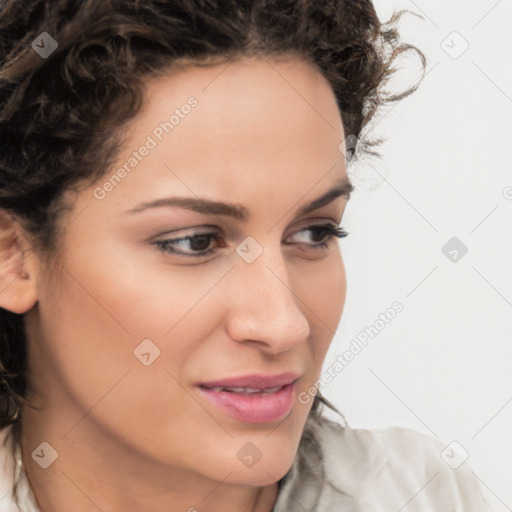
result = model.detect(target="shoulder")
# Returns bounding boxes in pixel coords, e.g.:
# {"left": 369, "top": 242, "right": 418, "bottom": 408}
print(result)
{"left": 291, "top": 414, "right": 490, "bottom": 511}
{"left": 0, "top": 424, "right": 20, "bottom": 511}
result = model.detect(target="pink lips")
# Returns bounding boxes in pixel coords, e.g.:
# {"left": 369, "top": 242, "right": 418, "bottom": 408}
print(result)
{"left": 197, "top": 372, "right": 299, "bottom": 423}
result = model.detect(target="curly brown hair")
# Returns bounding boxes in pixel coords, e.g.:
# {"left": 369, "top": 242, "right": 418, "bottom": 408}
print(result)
{"left": 0, "top": 0, "right": 425, "bottom": 440}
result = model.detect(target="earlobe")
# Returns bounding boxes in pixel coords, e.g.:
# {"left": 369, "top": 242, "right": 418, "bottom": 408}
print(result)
{"left": 0, "top": 209, "right": 38, "bottom": 314}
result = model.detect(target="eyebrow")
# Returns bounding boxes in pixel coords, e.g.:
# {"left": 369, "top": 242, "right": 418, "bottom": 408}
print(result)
{"left": 125, "top": 178, "right": 353, "bottom": 220}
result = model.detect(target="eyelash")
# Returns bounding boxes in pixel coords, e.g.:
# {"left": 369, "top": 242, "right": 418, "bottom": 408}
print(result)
{"left": 152, "top": 223, "right": 349, "bottom": 258}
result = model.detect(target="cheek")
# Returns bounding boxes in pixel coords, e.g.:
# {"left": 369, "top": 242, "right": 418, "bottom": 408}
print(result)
{"left": 32, "top": 266, "right": 218, "bottom": 450}
{"left": 299, "top": 252, "right": 347, "bottom": 335}
{"left": 51, "top": 231, "right": 229, "bottom": 338}
{"left": 326, "top": 257, "right": 347, "bottom": 328}
{"left": 33, "top": 237, "right": 231, "bottom": 386}
{"left": 278, "top": 253, "right": 345, "bottom": 383}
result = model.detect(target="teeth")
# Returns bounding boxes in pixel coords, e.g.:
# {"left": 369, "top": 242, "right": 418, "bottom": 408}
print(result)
{"left": 207, "top": 386, "right": 283, "bottom": 394}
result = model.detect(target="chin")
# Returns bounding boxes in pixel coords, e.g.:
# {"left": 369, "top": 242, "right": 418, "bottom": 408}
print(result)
{"left": 221, "top": 459, "right": 294, "bottom": 487}
{"left": 221, "top": 436, "right": 300, "bottom": 486}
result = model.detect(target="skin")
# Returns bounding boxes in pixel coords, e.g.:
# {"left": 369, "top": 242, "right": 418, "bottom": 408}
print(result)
{"left": 0, "top": 55, "right": 351, "bottom": 512}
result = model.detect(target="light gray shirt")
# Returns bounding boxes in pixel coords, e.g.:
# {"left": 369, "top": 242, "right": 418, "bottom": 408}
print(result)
{"left": 0, "top": 414, "right": 490, "bottom": 511}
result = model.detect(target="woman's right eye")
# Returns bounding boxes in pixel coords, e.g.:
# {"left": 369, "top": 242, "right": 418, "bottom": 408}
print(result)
{"left": 153, "top": 232, "right": 222, "bottom": 257}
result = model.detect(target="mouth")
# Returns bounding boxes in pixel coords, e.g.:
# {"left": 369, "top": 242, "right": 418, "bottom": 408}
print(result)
{"left": 197, "top": 373, "right": 299, "bottom": 423}
{"left": 200, "top": 385, "right": 286, "bottom": 395}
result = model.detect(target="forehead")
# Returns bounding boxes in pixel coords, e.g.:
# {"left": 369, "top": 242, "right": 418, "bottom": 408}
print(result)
{"left": 71, "top": 56, "right": 347, "bottom": 219}
{"left": 132, "top": 55, "right": 343, "bottom": 152}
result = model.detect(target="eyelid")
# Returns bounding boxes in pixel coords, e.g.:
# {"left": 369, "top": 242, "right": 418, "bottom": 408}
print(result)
{"left": 289, "top": 216, "right": 342, "bottom": 232}
{"left": 149, "top": 224, "right": 221, "bottom": 240}
{"left": 152, "top": 218, "right": 341, "bottom": 243}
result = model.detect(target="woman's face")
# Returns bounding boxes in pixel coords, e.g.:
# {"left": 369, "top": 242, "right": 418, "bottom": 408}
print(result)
{"left": 24, "top": 56, "right": 350, "bottom": 485}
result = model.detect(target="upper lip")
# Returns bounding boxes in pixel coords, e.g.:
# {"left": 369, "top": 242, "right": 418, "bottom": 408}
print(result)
{"left": 199, "top": 372, "right": 300, "bottom": 390}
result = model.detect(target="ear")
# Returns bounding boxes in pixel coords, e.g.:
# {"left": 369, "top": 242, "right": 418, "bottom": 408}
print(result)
{"left": 0, "top": 209, "right": 38, "bottom": 314}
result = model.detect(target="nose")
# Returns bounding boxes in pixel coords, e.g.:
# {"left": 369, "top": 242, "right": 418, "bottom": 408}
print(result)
{"left": 225, "top": 244, "right": 311, "bottom": 355}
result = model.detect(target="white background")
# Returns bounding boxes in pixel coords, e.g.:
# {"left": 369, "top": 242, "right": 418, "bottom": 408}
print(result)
{"left": 321, "top": 1, "right": 512, "bottom": 509}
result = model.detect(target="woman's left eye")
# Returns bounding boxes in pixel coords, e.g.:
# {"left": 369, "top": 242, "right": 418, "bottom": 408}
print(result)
{"left": 152, "top": 223, "right": 349, "bottom": 258}
{"left": 286, "top": 223, "right": 348, "bottom": 247}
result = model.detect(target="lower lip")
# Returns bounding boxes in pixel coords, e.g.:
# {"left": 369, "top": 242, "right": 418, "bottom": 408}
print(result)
{"left": 197, "top": 383, "right": 296, "bottom": 423}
